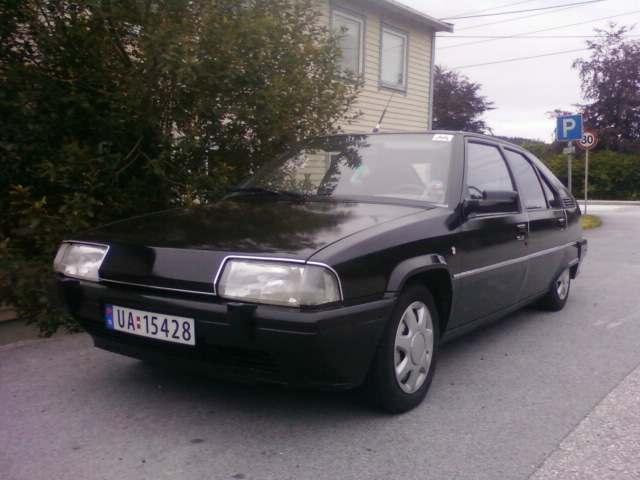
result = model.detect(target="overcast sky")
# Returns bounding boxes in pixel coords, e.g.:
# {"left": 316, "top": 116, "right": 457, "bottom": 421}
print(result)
{"left": 399, "top": 0, "right": 640, "bottom": 142}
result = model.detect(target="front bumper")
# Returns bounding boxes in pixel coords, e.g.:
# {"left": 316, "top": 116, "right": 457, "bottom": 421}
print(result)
{"left": 46, "top": 276, "right": 395, "bottom": 390}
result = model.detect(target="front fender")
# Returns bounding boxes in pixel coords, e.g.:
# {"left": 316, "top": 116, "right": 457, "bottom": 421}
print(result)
{"left": 386, "top": 254, "right": 450, "bottom": 293}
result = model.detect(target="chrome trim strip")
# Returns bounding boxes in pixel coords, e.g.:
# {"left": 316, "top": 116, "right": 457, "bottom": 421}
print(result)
{"left": 453, "top": 241, "right": 579, "bottom": 280}
{"left": 99, "top": 278, "right": 218, "bottom": 297}
{"left": 454, "top": 255, "right": 528, "bottom": 280}
{"left": 527, "top": 244, "right": 567, "bottom": 260}
{"left": 90, "top": 254, "right": 344, "bottom": 301}
{"left": 63, "top": 240, "right": 111, "bottom": 249}
{"left": 213, "top": 255, "right": 344, "bottom": 301}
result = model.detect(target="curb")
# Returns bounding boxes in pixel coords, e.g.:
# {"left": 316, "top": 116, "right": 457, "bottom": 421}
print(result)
{"left": 529, "top": 364, "right": 640, "bottom": 480}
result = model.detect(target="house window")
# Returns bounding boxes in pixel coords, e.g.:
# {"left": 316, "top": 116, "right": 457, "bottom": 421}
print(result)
{"left": 332, "top": 8, "right": 365, "bottom": 74}
{"left": 380, "top": 25, "right": 408, "bottom": 90}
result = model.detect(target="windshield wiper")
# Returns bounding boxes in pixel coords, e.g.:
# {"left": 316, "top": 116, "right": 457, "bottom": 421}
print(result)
{"left": 227, "top": 187, "right": 308, "bottom": 201}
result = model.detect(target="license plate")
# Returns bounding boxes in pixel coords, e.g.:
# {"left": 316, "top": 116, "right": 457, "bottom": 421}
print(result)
{"left": 105, "top": 304, "right": 196, "bottom": 346}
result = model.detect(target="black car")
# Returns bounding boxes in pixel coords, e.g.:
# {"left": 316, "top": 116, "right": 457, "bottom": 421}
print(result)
{"left": 47, "top": 132, "right": 587, "bottom": 412}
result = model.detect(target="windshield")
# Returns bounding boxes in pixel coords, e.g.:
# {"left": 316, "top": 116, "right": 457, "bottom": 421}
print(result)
{"left": 237, "top": 134, "right": 454, "bottom": 205}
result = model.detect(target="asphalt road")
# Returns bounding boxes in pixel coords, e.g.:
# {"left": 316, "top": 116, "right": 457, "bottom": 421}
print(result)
{"left": 2, "top": 205, "right": 639, "bottom": 480}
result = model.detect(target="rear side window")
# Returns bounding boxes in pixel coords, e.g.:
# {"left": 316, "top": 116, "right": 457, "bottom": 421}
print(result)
{"left": 466, "top": 142, "right": 514, "bottom": 199}
{"left": 504, "top": 149, "right": 547, "bottom": 210}
{"left": 539, "top": 174, "right": 561, "bottom": 208}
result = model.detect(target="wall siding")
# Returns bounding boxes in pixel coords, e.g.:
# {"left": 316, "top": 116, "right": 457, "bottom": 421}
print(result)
{"left": 320, "top": 0, "right": 435, "bottom": 133}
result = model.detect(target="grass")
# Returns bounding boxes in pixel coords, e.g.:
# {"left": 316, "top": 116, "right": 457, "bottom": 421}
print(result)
{"left": 582, "top": 215, "right": 601, "bottom": 230}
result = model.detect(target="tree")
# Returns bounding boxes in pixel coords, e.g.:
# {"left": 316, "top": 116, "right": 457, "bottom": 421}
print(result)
{"left": 432, "top": 65, "right": 494, "bottom": 134}
{"left": 573, "top": 24, "right": 640, "bottom": 152}
{"left": 0, "top": 0, "right": 361, "bottom": 335}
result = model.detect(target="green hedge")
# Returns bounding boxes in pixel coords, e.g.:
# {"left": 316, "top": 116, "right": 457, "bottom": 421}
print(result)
{"left": 544, "top": 151, "right": 640, "bottom": 201}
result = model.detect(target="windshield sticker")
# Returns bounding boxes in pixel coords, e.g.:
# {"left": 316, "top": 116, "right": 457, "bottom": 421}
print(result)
{"left": 429, "top": 180, "right": 444, "bottom": 191}
{"left": 432, "top": 134, "right": 453, "bottom": 142}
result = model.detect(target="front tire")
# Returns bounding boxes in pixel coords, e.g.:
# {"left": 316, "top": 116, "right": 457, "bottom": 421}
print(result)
{"left": 364, "top": 285, "right": 439, "bottom": 413}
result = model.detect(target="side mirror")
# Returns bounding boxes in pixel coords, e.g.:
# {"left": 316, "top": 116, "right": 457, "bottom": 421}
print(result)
{"left": 464, "top": 190, "right": 520, "bottom": 215}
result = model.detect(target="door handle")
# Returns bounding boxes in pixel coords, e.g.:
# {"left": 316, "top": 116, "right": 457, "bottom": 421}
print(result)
{"left": 516, "top": 223, "right": 527, "bottom": 241}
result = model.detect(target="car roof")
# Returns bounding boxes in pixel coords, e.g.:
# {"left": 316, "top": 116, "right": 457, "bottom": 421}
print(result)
{"left": 319, "top": 131, "right": 526, "bottom": 150}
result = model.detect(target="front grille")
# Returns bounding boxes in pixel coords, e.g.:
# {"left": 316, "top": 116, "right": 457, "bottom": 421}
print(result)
{"left": 562, "top": 197, "right": 576, "bottom": 209}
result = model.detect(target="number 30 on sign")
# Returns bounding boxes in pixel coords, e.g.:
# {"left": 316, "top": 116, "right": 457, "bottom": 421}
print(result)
{"left": 578, "top": 131, "right": 598, "bottom": 150}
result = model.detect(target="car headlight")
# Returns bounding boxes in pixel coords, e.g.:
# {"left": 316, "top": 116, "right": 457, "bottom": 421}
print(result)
{"left": 217, "top": 258, "right": 342, "bottom": 307}
{"left": 53, "top": 242, "right": 109, "bottom": 281}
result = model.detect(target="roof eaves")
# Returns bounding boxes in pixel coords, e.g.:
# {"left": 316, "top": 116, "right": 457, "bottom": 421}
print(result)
{"left": 375, "top": 0, "right": 454, "bottom": 33}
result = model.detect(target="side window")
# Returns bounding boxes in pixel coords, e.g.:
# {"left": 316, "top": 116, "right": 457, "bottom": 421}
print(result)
{"left": 466, "top": 142, "right": 514, "bottom": 199}
{"left": 504, "top": 149, "right": 547, "bottom": 210}
{"left": 332, "top": 8, "right": 365, "bottom": 74}
{"left": 535, "top": 159, "right": 574, "bottom": 207}
{"left": 540, "top": 174, "right": 560, "bottom": 208}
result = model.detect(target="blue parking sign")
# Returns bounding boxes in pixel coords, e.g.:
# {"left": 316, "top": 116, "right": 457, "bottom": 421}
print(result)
{"left": 556, "top": 115, "right": 583, "bottom": 141}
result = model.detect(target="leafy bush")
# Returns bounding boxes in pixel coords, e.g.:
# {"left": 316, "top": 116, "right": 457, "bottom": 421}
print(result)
{"left": 0, "top": 0, "right": 360, "bottom": 335}
{"left": 543, "top": 150, "right": 640, "bottom": 200}
{"left": 585, "top": 151, "right": 640, "bottom": 200}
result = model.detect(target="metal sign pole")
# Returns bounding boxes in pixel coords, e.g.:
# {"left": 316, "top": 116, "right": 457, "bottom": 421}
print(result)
{"left": 584, "top": 148, "right": 589, "bottom": 215}
{"left": 577, "top": 130, "right": 597, "bottom": 214}
{"left": 567, "top": 141, "right": 573, "bottom": 194}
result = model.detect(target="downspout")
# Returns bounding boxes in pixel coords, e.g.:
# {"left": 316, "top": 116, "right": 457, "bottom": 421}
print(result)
{"left": 428, "top": 28, "right": 436, "bottom": 130}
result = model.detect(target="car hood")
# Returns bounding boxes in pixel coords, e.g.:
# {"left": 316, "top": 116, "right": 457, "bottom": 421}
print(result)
{"left": 74, "top": 197, "right": 430, "bottom": 293}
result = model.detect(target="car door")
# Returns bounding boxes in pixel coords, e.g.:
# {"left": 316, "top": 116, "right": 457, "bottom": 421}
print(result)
{"left": 450, "top": 140, "right": 529, "bottom": 328}
{"left": 504, "top": 148, "right": 569, "bottom": 299}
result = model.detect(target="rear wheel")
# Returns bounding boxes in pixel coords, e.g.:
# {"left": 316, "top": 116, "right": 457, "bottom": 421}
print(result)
{"left": 539, "top": 267, "right": 571, "bottom": 311}
{"left": 365, "top": 285, "right": 439, "bottom": 413}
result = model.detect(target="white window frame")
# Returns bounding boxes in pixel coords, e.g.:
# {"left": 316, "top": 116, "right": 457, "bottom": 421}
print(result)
{"left": 331, "top": 6, "right": 365, "bottom": 74}
{"left": 380, "top": 24, "right": 409, "bottom": 91}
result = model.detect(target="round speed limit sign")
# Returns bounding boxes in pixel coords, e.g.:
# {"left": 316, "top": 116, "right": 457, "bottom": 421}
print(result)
{"left": 578, "top": 130, "right": 598, "bottom": 149}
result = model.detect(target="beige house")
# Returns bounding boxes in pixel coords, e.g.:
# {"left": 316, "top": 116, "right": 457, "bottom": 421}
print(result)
{"left": 319, "top": 0, "right": 453, "bottom": 133}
